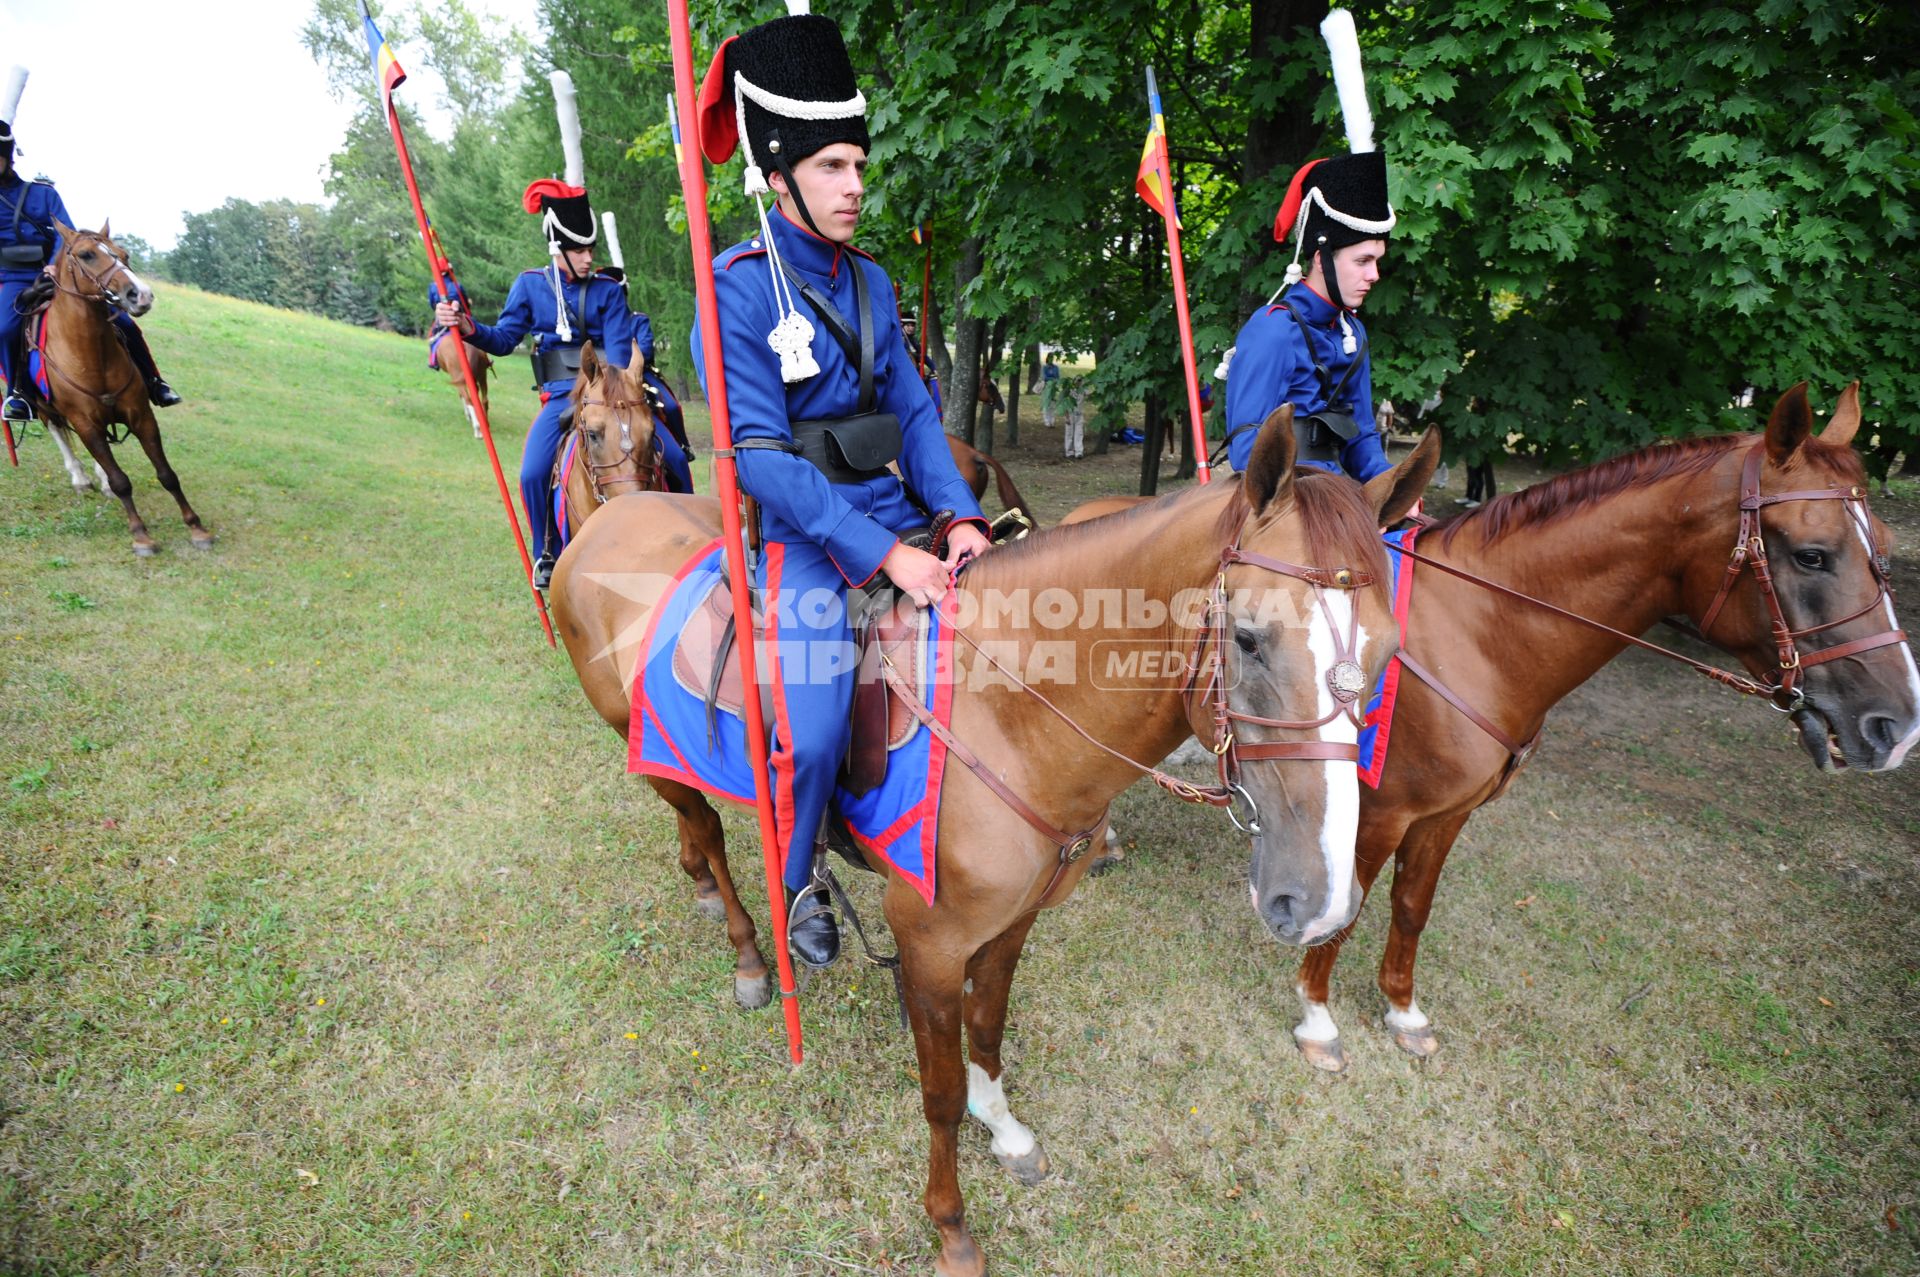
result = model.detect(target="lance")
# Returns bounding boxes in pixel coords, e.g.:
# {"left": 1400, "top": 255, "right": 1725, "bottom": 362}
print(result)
{"left": 360, "top": 3, "right": 555, "bottom": 644}
{"left": 663, "top": 31, "right": 804, "bottom": 1063}
{"left": 3, "top": 66, "right": 25, "bottom": 466}
{"left": 1141, "top": 66, "right": 1212, "bottom": 484}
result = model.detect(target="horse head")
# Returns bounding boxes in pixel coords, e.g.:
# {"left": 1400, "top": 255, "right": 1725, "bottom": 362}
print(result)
{"left": 1208, "top": 407, "right": 1437, "bottom": 945}
{"left": 1699, "top": 383, "right": 1919, "bottom": 772}
{"left": 571, "top": 341, "right": 665, "bottom": 500}
{"left": 51, "top": 217, "right": 153, "bottom": 317}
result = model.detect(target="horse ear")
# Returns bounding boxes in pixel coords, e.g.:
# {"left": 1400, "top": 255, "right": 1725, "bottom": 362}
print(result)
{"left": 97, "top": 217, "right": 110, "bottom": 241}
{"left": 578, "top": 340, "right": 602, "bottom": 385}
{"left": 1820, "top": 380, "right": 1861, "bottom": 449}
{"left": 1366, "top": 427, "right": 1441, "bottom": 526}
{"left": 1765, "top": 382, "right": 1813, "bottom": 466}
{"left": 51, "top": 216, "right": 75, "bottom": 242}
{"left": 1245, "top": 404, "right": 1298, "bottom": 512}
{"left": 627, "top": 343, "right": 647, "bottom": 378}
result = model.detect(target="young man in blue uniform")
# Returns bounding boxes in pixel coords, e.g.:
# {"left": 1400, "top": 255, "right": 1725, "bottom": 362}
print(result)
{"left": 0, "top": 67, "right": 180, "bottom": 425}
{"left": 694, "top": 10, "right": 989, "bottom": 967}
{"left": 434, "top": 180, "right": 692, "bottom": 587}
{"left": 1221, "top": 14, "right": 1394, "bottom": 482}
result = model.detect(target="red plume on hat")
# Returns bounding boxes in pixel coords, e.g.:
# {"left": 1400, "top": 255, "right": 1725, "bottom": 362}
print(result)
{"left": 522, "top": 178, "right": 586, "bottom": 215}
{"left": 696, "top": 36, "right": 741, "bottom": 164}
{"left": 1273, "top": 159, "right": 1325, "bottom": 244}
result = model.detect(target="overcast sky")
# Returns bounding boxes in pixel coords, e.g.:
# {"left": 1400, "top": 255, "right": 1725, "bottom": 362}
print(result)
{"left": 2, "top": 0, "right": 540, "bottom": 249}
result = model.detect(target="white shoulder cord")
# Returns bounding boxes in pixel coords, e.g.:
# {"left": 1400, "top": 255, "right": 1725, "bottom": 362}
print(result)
{"left": 754, "top": 195, "right": 819, "bottom": 383}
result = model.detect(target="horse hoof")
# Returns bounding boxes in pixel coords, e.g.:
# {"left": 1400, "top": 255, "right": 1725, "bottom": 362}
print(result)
{"left": 132, "top": 543, "right": 158, "bottom": 558}
{"left": 1297, "top": 1036, "right": 1349, "bottom": 1073}
{"left": 1392, "top": 1025, "right": 1440, "bottom": 1059}
{"left": 994, "top": 1142, "right": 1052, "bottom": 1186}
{"left": 694, "top": 891, "right": 727, "bottom": 922}
{"left": 734, "top": 973, "right": 770, "bottom": 1010}
{"left": 190, "top": 533, "right": 216, "bottom": 551}
{"left": 933, "top": 1233, "right": 985, "bottom": 1277}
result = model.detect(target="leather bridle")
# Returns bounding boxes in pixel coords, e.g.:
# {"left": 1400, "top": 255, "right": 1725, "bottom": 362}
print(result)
{"left": 1183, "top": 543, "right": 1377, "bottom": 832}
{"left": 572, "top": 392, "right": 665, "bottom": 503}
{"left": 54, "top": 234, "right": 141, "bottom": 313}
{"left": 1692, "top": 440, "right": 1903, "bottom": 713}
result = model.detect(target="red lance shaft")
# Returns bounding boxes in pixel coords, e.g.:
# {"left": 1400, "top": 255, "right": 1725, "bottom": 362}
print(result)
{"left": 1145, "top": 67, "right": 1212, "bottom": 484}
{"left": 665, "top": 7, "right": 804, "bottom": 1063}
{"left": 362, "top": 2, "right": 555, "bottom": 645}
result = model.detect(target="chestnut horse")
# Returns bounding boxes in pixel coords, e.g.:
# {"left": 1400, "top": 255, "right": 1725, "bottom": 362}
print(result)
{"left": 1073, "top": 387, "right": 1919, "bottom": 1071}
{"left": 944, "top": 433, "right": 1036, "bottom": 526}
{"left": 435, "top": 337, "right": 491, "bottom": 439}
{"left": 32, "top": 220, "right": 212, "bottom": 556}
{"left": 549, "top": 413, "right": 1439, "bottom": 1276}
{"left": 553, "top": 341, "right": 669, "bottom": 543}
{"left": 1283, "top": 383, "right": 1918, "bottom": 1070}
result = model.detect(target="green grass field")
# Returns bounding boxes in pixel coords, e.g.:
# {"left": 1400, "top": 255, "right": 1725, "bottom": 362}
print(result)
{"left": 2, "top": 285, "right": 1917, "bottom": 1275}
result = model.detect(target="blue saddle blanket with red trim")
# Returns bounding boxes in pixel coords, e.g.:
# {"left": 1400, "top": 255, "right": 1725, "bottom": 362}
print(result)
{"left": 553, "top": 435, "right": 580, "bottom": 552}
{"left": 1357, "top": 527, "right": 1421, "bottom": 788}
{"left": 25, "top": 313, "right": 50, "bottom": 398}
{"left": 625, "top": 540, "right": 951, "bottom": 905}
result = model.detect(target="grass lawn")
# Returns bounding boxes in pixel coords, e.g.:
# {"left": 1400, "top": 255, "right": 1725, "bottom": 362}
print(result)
{"left": 2, "top": 285, "right": 1917, "bottom": 1275}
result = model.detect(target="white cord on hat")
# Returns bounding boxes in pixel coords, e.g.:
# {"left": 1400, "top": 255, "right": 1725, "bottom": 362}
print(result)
{"left": 731, "top": 71, "right": 866, "bottom": 197}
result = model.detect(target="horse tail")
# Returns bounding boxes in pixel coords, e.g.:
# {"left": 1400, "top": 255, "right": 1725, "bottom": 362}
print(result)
{"left": 979, "top": 450, "right": 1036, "bottom": 524}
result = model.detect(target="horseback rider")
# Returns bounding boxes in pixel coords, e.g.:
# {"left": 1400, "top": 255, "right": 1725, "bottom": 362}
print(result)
{"left": 0, "top": 66, "right": 180, "bottom": 426}
{"left": 694, "top": 9, "right": 990, "bottom": 967}
{"left": 434, "top": 180, "right": 693, "bottom": 588}
{"left": 1220, "top": 13, "right": 1392, "bottom": 482}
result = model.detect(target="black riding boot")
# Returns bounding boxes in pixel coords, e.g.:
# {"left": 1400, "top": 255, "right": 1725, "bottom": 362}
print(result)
{"left": 784, "top": 879, "right": 841, "bottom": 970}
{"left": 121, "top": 323, "right": 181, "bottom": 407}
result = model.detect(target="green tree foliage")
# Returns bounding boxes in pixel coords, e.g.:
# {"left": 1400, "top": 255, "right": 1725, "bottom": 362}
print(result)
{"left": 186, "top": 0, "right": 1912, "bottom": 469}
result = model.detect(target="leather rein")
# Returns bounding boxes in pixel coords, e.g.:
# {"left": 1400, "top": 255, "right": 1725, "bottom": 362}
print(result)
{"left": 879, "top": 517, "right": 1380, "bottom": 909}
{"left": 1392, "top": 438, "right": 1904, "bottom": 763}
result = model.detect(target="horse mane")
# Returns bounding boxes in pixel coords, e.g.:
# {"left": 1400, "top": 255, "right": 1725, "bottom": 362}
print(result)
{"left": 966, "top": 469, "right": 1385, "bottom": 594}
{"left": 1432, "top": 433, "right": 1867, "bottom": 549}
{"left": 965, "top": 480, "right": 1217, "bottom": 589}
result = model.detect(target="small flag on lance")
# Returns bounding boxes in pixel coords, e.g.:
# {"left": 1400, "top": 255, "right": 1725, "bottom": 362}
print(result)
{"left": 360, "top": 3, "right": 555, "bottom": 644}
{"left": 1135, "top": 66, "right": 1212, "bottom": 484}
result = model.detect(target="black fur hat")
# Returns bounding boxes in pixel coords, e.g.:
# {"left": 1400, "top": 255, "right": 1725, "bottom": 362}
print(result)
{"left": 698, "top": 14, "right": 869, "bottom": 195}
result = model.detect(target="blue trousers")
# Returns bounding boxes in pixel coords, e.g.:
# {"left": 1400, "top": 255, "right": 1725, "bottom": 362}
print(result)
{"left": 520, "top": 382, "right": 693, "bottom": 562}
{"left": 1, "top": 278, "right": 156, "bottom": 394}
{"left": 758, "top": 478, "right": 924, "bottom": 891}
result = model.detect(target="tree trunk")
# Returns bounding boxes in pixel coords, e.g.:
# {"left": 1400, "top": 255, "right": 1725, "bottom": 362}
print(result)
{"left": 1241, "top": 0, "right": 1331, "bottom": 317}
{"left": 1139, "top": 391, "right": 1165, "bottom": 496}
{"left": 1174, "top": 383, "right": 1197, "bottom": 480}
{"left": 943, "top": 236, "right": 985, "bottom": 442}
{"left": 927, "top": 285, "right": 953, "bottom": 389}
{"left": 1005, "top": 346, "right": 1023, "bottom": 448}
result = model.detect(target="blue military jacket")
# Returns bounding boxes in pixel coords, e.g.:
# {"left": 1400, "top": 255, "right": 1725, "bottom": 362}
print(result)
{"left": 1224, "top": 282, "right": 1389, "bottom": 480}
{"left": 464, "top": 266, "right": 645, "bottom": 393}
{"left": 0, "top": 174, "right": 73, "bottom": 282}
{"left": 694, "top": 207, "right": 984, "bottom": 587}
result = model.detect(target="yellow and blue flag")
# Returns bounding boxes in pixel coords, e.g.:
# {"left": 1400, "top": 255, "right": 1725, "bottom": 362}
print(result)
{"left": 1135, "top": 68, "right": 1180, "bottom": 227}
{"left": 361, "top": 7, "right": 407, "bottom": 111}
